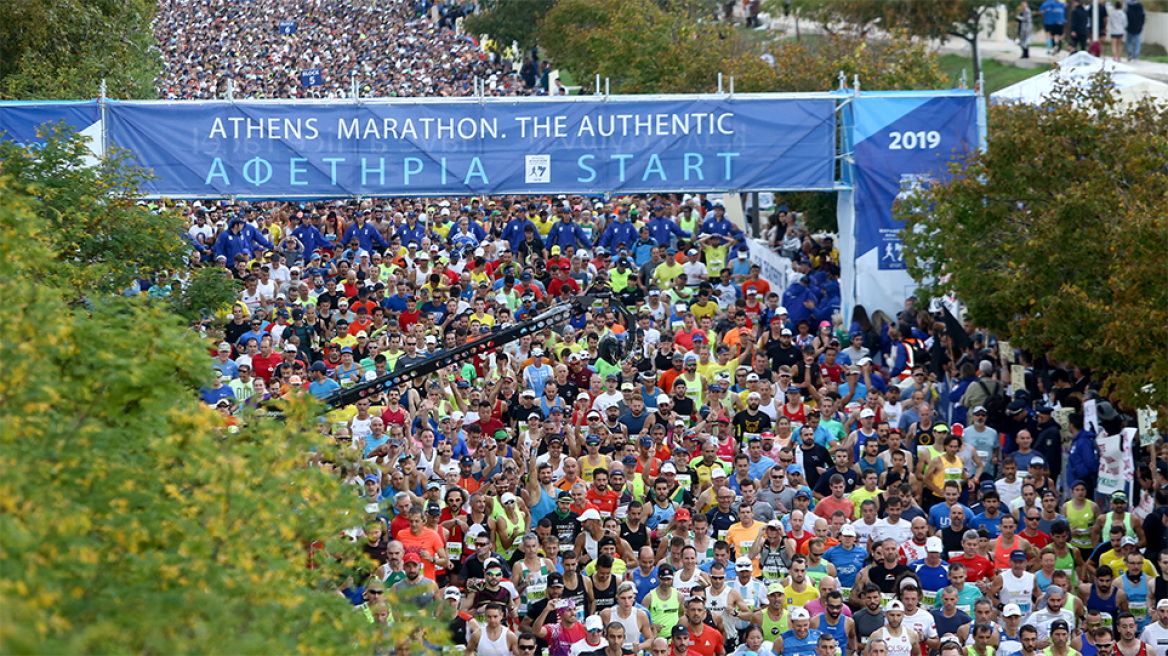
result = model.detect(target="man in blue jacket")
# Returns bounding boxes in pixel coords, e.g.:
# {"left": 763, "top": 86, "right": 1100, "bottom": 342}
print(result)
{"left": 1039, "top": 0, "right": 1067, "bottom": 54}
{"left": 238, "top": 217, "right": 275, "bottom": 255}
{"left": 341, "top": 211, "right": 390, "bottom": 253}
{"left": 698, "top": 205, "right": 745, "bottom": 243}
{"left": 290, "top": 213, "right": 331, "bottom": 261}
{"left": 646, "top": 205, "right": 692, "bottom": 248}
{"left": 1067, "top": 413, "right": 1097, "bottom": 496}
{"left": 501, "top": 210, "right": 540, "bottom": 253}
{"left": 212, "top": 218, "right": 250, "bottom": 265}
{"left": 596, "top": 208, "right": 637, "bottom": 252}
{"left": 544, "top": 210, "right": 592, "bottom": 251}
{"left": 811, "top": 276, "right": 841, "bottom": 325}
{"left": 781, "top": 274, "right": 817, "bottom": 328}
{"left": 395, "top": 211, "right": 428, "bottom": 247}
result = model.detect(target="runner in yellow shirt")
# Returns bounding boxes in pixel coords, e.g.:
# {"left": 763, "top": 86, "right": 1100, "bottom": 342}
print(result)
{"left": 653, "top": 257, "right": 685, "bottom": 287}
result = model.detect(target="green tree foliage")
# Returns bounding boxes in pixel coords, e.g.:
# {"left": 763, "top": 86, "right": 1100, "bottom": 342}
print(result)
{"left": 538, "top": 0, "right": 735, "bottom": 94}
{"left": 0, "top": 0, "right": 160, "bottom": 99}
{"left": 783, "top": 0, "right": 1000, "bottom": 84}
{"left": 0, "top": 132, "right": 450, "bottom": 652}
{"left": 0, "top": 124, "right": 237, "bottom": 317}
{"left": 1, "top": 124, "right": 184, "bottom": 299}
{"left": 168, "top": 266, "right": 247, "bottom": 325}
{"left": 539, "top": 0, "right": 950, "bottom": 233}
{"left": 774, "top": 192, "right": 837, "bottom": 234}
{"left": 464, "top": 0, "right": 558, "bottom": 52}
{"left": 538, "top": 0, "right": 949, "bottom": 95}
{"left": 736, "top": 30, "right": 949, "bottom": 93}
{"left": 897, "top": 78, "right": 1168, "bottom": 416}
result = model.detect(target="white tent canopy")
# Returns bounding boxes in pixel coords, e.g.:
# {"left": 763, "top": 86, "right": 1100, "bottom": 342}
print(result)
{"left": 991, "top": 52, "right": 1168, "bottom": 105}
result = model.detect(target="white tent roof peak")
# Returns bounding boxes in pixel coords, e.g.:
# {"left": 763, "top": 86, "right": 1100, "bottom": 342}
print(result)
{"left": 992, "top": 52, "right": 1168, "bottom": 105}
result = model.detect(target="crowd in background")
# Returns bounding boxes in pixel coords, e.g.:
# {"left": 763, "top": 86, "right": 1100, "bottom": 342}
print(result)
{"left": 154, "top": 0, "right": 547, "bottom": 100}
{"left": 142, "top": 2, "right": 1168, "bottom": 655}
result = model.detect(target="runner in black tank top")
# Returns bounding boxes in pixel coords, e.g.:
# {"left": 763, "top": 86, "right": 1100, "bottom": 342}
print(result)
{"left": 621, "top": 521, "right": 650, "bottom": 553}
{"left": 562, "top": 568, "right": 591, "bottom": 614}
{"left": 591, "top": 570, "right": 619, "bottom": 613}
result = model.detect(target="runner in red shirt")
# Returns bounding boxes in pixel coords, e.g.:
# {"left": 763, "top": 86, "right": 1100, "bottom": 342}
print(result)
{"left": 251, "top": 341, "right": 285, "bottom": 382}
{"left": 818, "top": 346, "right": 845, "bottom": 384}
{"left": 380, "top": 387, "right": 408, "bottom": 427}
{"left": 398, "top": 296, "right": 422, "bottom": 330}
{"left": 682, "top": 597, "right": 724, "bottom": 656}
{"left": 547, "top": 266, "right": 581, "bottom": 298}
{"left": 586, "top": 470, "right": 620, "bottom": 515}
{"left": 948, "top": 529, "right": 995, "bottom": 583}
{"left": 1019, "top": 509, "right": 1053, "bottom": 549}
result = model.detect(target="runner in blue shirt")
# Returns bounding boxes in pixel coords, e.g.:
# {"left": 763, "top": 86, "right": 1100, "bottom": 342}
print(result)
{"left": 909, "top": 538, "right": 951, "bottom": 608}
{"left": 970, "top": 490, "right": 1004, "bottom": 538}
{"left": 824, "top": 525, "right": 868, "bottom": 597}
{"left": 308, "top": 361, "right": 341, "bottom": 399}
{"left": 523, "top": 349, "right": 554, "bottom": 396}
{"left": 777, "top": 608, "right": 823, "bottom": 656}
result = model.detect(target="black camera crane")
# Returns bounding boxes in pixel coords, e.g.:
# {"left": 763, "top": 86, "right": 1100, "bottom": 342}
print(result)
{"left": 322, "top": 291, "right": 642, "bottom": 410}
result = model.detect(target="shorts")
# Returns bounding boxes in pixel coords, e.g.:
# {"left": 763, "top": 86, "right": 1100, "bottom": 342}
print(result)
{"left": 1046, "top": 23, "right": 1064, "bottom": 36}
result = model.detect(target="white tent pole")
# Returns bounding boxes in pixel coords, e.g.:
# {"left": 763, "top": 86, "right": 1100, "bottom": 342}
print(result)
{"left": 1092, "top": 0, "right": 1099, "bottom": 44}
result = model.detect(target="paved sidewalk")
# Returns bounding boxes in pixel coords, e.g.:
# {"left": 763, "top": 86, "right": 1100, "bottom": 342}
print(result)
{"left": 762, "top": 14, "right": 1168, "bottom": 83}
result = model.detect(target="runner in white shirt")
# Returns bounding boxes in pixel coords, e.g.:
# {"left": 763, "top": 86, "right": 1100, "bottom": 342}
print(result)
{"left": 270, "top": 261, "right": 290, "bottom": 285}
{"left": 898, "top": 518, "right": 930, "bottom": 565}
{"left": 995, "top": 460, "right": 1025, "bottom": 509}
{"left": 852, "top": 501, "right": 881, "bottom": 544}
{"left": 872, "top": 601, "right": 921, "bottom": 656}
{"left": 898, "top": 586, "right": 938, "bottom": 653}
{"left": 870, "top": 496, "right": 913, "bottom": 547}
{"left": 1142, "top": 600, "right": 1168, "bottom": 656}
{"left": 727, "top": 556, "right": 769, "bottom": 632}
{"left": 758, "top": 396, "right": 780, "bottom": 423}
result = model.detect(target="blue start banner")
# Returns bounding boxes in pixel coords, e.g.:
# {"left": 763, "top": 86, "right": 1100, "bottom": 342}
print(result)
{"left": 852, "top": 94, "right": 978, "bottom": 270}
{"left": 0, "top": 101, "right": 100, "bottom": 145}
{"left": 82, "top": 96, "right": 834, "bottom": 197}
{"left": 845, "top": 92, "right": 979, "bottom": 314}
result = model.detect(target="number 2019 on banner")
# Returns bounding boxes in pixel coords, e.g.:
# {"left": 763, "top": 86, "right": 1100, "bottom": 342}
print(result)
{"left": 888, "top": 131, "right": 941, "bottom": 149}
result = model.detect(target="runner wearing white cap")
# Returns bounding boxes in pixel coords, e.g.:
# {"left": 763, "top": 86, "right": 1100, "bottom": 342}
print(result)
{"left": 1140, "top": 600, "right": 1168, "bottom": 656}
{"left": 871, "top": 601, "right": 920, "bottom": 656}
{"left": 776, "top": 607, "right": 822, "bottom": 656}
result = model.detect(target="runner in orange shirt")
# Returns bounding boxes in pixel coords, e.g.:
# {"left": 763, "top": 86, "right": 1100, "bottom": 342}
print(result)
{"left": 396, "top": 505, "right": 449, "bottom": 581}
